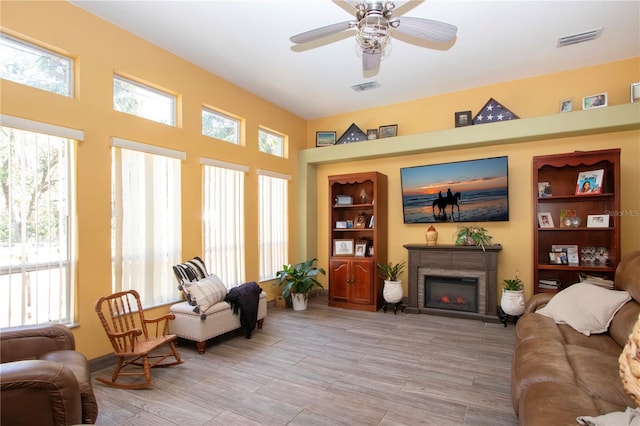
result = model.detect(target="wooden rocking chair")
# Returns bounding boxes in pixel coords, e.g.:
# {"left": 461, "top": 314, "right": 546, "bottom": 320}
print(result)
{"left": 95, "top": 289, "right": 184, "bottom": 389}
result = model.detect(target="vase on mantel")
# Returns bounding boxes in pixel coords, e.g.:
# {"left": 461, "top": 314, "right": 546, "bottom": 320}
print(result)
{"left": 425, "top": 225, "right": 438, "bottom": 246}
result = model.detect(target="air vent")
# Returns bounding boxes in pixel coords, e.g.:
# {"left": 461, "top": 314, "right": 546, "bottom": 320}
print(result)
{"left": 351, "top": 81, "right": 380, "bottom": 92}
{"left": 557, "top": 27, "right": 603, "bottom": 47}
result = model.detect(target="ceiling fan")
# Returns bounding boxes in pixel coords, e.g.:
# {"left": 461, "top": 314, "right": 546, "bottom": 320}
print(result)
{"left": 290, "top": 1, "right": 457, "bottom": 72}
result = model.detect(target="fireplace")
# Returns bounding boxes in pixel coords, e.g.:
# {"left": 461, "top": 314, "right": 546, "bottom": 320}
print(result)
{"left": 425, "top": 275, "right": 478, "bottom": 313}
{"left": 404, "top": 244, "right": 501, "bottom": 322}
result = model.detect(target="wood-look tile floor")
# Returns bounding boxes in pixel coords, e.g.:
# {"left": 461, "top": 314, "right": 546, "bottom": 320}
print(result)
{"left": 92, "top": 296, "right": 518, "bottom": 425}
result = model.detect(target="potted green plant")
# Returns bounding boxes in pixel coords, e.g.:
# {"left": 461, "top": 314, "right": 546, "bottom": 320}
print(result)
{"left": 501, "top": 274, "right": 525, "bottom": 316}
{"left": 377, "top": 261, "right": 406, "bottom": 311}
{"left": 453, "top": 225, "right": 493, "bottom": 251}
{"left": 275, "top": 258, "right": 326, "bottom": 311}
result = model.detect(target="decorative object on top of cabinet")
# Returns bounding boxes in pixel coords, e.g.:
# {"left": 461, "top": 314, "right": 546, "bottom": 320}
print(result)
{"left": 366, "top": 129, "right": 378, "bottom": 140}
{"left": 532, "top": 148, "right": 620, "bottom": 294}
{"left": 582, "top": 93, "right": 607, "bottom": 110}
{"left": 472, "top": 98, "right": 519, "bottom": 125}
{"left": 455, "top": 111, "right": 472, "bottom": 127}
{"left": 316, "top": 131, "right": 336, "bottom": 147}
{"left": 336, "top": 123, "right": 367, "bottom": 144}
{"left": 378, "top": 124, "right": 398, "bottom": 138}
{"left": 329, "top": 172, "right": 387, "bottom": 312}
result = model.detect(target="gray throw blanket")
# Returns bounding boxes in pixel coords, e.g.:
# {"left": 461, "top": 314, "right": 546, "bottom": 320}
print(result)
{"left": 224, "top": 281, "right": 262, "bottom": 338}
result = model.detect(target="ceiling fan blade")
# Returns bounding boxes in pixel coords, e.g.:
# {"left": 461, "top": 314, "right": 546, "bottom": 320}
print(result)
{"left": 290, "top": 20, "right": 356, "bottom": 44}
{"left": 392, "top": 16, "right": 457, "bottom": 43}
{"left": 363, "top": 50, "right": 381, "bottom": 71}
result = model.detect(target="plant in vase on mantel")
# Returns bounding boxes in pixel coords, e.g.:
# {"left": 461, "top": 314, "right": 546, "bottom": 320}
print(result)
{"left": 453, "top": 224, "right": 493, "bottom": 251}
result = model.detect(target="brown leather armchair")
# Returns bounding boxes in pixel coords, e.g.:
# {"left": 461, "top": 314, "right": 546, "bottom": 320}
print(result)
{"left": 0, "top": 323, "right": 98, "bottom": 425}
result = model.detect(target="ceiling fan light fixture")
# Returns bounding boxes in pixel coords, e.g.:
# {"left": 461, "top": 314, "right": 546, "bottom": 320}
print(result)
{"left": 356, "top": 13, "right": 391, "bottom": 53}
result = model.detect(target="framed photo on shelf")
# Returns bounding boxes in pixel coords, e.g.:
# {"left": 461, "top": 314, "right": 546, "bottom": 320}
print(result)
{"left": 354, "top": 213, "right": 367, "bottom": 228}
{"left": 378, "top": 124, "right": 398, "bottom": 138}
{"left": 366, "top": 129, "right": 378, "bottom": 140}
{"left": 549, "top": 251, "right": 569, "bottom": 265}
{"left": 354, "top": 242, "right": 367, "bottom": 257}
{"left": 576, "top": 169, "right": 604, "bottom": 194}
{"left": 316, "top": 131, "right": 336, "bottom": 147}
{"left": 537, "top": 212, "right": 554, "bottom": 228}
{"left": 538, "top": 182, "right": 552, "bottom": 197}
{"left": 587, "top": 214, "right": 610, "bottom": 228}
{"left": 560, "top": 98, "right": 573, "bottom": 113}
{"left": 333, "top": 239, "right": 354, "bottom": 256}
{"left": 582, "top": 93, "right": 607, "bottom": 110}
{"left": 335, "top": 221, "right": 347, "bottom": 229}
{"left": 455, "top": 111, "right": 472, "bottom": 127}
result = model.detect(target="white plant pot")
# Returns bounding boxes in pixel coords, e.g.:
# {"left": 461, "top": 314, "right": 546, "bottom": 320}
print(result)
{"left": 383, "top": 280, "right": 403, "bottom": 304}
{"left": 501, "top": 289, "right": 525, "bottom": 316}
{"left": 291, "top": 293, "right": 308, "bottom": 311}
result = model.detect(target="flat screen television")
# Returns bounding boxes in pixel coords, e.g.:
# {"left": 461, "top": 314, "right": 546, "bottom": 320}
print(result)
{"left": 400, "top": 156, "right": 509, "bottom": 223}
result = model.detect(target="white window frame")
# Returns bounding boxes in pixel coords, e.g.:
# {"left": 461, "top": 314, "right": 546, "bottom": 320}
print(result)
{"left": 201, "top": 158, "right": 247, "bottom": 287}
{"left": 111, "top": 137, "right": 183, "bottom": 308}
{"left": 258, "top": 127, "right": 286, "bottom": 158}
{"left": 0, "top": 114, "right": 82, "bottom": 327}
{"left": 0, "top": 33, "right": 74, "bottom": 97}
{"left": 258, "top": 169, "right": 290, "bottom": 281}
{"left": 202, "top": 107, "right": 241, "bottom": 145}
{"left": 113, "top": 75, "right": 176, "bottom": 126}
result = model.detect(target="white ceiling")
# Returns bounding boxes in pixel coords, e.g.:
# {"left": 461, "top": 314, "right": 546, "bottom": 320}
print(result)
{"left": 70, "top": 0, "right": 640, "bottom": 120}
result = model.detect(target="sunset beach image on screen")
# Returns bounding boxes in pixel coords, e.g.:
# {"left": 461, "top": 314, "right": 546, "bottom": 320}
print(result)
{"left": 400, "top": 156, "right": 509, "bottom": 223}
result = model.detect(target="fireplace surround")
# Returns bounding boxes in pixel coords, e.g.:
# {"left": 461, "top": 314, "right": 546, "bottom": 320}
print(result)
{"left": 404, "top": 244, "right": 502, "bottom": 322}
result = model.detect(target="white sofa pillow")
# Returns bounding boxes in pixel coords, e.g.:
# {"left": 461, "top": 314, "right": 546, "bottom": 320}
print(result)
{"left": 536, "top": 283, "right": 630, "bottom": 336}
{"left": 183, "top": 274, "right": 228, "bottom": 315}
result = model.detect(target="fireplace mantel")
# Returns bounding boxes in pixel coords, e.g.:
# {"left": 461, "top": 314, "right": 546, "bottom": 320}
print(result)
{"left": 403, "top": 244, "right": 502, "bottom": 322}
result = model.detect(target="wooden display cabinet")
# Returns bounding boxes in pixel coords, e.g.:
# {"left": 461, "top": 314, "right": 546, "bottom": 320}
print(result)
{"left": 533, "top": 148, "right": 620, "bottom": 293}
{"left": 328, "top": 172, "right": 387, "bottom": 311}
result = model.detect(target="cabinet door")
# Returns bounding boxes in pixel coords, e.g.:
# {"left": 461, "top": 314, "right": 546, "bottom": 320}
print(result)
{"left": 329, "top": 259, "right": 350, "bottom": 302}
{"left": 350, "top": 259, "right": 373, "bottom": 304}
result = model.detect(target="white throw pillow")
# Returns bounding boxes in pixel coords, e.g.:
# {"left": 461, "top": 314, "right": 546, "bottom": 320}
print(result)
{"left": 183, "top": 274, "right": 228, "bottom": 315}
{"left": 536, "top": 283, "right": 631, "bottom": 336}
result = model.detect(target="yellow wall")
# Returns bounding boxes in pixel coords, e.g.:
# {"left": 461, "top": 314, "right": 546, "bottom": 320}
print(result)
{"left": 1, "top": 1, "right": 639, "bottom": 360}
{"left": 1, "top": 1, "right": 306, "bottom": 359}
{"left": 305, "top": 59, "right": 640, "bottom": 301}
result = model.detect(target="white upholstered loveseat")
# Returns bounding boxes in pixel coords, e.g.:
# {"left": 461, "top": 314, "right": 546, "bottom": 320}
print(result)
{"left": 170, "top": 257, "right": 267, "bottom": 354}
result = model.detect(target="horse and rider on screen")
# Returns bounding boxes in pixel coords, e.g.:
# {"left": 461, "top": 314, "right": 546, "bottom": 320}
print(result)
{"left": 432, "top": 188, "right": 461, "bottom": 220}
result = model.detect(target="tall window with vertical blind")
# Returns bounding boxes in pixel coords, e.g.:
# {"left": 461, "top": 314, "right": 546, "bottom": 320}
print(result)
{"left": 202, "top": 160, "right": 246, "bottom": 287}
{"left": 258, "top": 171, "right": 289, "bottom": 281}
{"left": 111, "top": 139, "right": 182, "bottom": 307}
{"left": 0, "top": 123, "right": 76, "bottom": 327}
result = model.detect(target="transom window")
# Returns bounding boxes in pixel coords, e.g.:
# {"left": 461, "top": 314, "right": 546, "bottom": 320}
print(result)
{"left": 0, "top": 33, "right": 73, "bottom": 97}
{"left": 0, "top": 125, "right": 76, "bottom": 327}
{"left": 113, "top": 75, "right": 176, "bottom": 126}
{"left": 202, "top": 107, "right": 241, "bottom": 144}
{"left": 258, "top": 128, "right": 285, "bottom": 158}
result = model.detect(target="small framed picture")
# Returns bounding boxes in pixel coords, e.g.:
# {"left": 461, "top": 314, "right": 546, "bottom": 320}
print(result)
{"left": 335, "top": 221, "right": 347, "bottom": 229}
{"left": 538, "top": 182, "right": 552, "bottom": 197}
{"left": 549, "top": 252, "right": 568, "bottom": 265}
{"left": 378, "top": 124, "right": 398, "bottom": 138}
{"left": 354, "top": 213, "right": 367, "bottom": 229}
{"left": 367, "top": 246, "right": 374, "bottom": 256}
{"left": 560, "top": 98, "right": 573, "bottom": 113}
{"left": 587, "top": 214, "right": 610, "bottom": 228}
{"left": 455, "top": 111, "right": 472, "bottom": 127}
{"left": 354, "top": 242, "right": 367, "bottom": 257}
{"left": 316, "top": 131, "right": 336, "bottom": 147}
{"left": 334, "top": 239, "right": 354, "bottom": 256}
{"left": 632, "top": 82, "right": 640, "bottom": 103}
{"left": 366, "top": 129, "right": 378, "bottom": 140}
{"left": 538, "top": 212, "right": 555, "bottom": 228}
{"left": 582, "top": 93, "right": 607, "bottom": 110}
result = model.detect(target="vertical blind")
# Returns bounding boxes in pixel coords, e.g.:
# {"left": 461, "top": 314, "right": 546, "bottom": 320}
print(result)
{"left": 111, "top": 138, "right": 182, "bottom": 307}
{"left": 258, "top": 171, "right": 289, "bottom": 281}
{"left": 202, "top": 159, "right": 247, "bottom": 287}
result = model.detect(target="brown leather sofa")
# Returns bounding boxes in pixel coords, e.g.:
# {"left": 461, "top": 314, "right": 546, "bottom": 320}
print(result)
{"left": 0, "top": 323, "right": 98, "bottom": 425}
{"left": 512, "top": 250, "right": 640, "bottom": 425}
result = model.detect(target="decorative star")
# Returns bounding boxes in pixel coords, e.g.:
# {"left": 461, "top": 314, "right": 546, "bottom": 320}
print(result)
{"left": 486, "top": 104, "right": 494, "bottom": 111}
{"left": 487, "top": 114, "right": 494, "bottom": 121}
{"left": 476, "top": 114, "right": 484, "bottom": 121}
{"left": 497, "top": 113, "right": 504, "bottom": 120}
